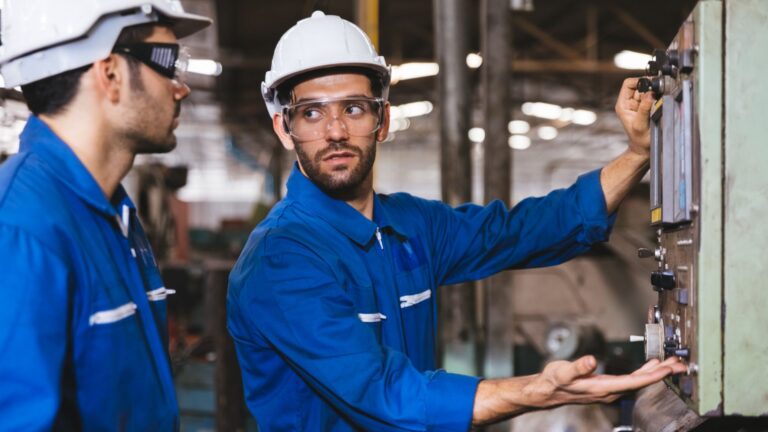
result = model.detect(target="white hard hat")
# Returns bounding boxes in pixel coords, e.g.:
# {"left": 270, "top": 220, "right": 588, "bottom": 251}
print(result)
{"left": 262, "top": 10, "right": 391, "bottom": 118}
{"left": 0, "top": 0, "right": 212, "bottom": 88}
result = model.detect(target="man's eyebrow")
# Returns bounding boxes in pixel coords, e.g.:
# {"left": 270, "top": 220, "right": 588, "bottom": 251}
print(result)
{"left": 292, "top": 94, "right": 374, "bottom": 104}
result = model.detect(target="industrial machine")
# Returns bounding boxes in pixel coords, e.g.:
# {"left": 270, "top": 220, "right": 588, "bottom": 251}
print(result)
{"left": 634, "top": 0, "right": 768, "bottom": 420}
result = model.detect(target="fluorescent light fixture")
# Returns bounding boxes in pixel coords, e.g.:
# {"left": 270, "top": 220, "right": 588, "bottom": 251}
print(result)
{"left": 613, "top": 50, "right": 652, "bottom": 70}
{"left": 558, "top": 107, "right": 574, "bottom": 122}
{"left": 392, "top": 101, "right": 433, "bottom": 119}
{"left": 466, "top": 53, "right": 483, "bottom": 69}
{"left": 468, "top": 127, "right": 485, "bottom": 143}
{"left": 507, "top": 120, "right": 530, "bottom": 134}
{"left": 537, "top": 126, "right": 558, "bottom": 140}
{"left": 389, "top": 117, "right": 411, "bottom": 133}
{"left": 391, "top": 62, "right": 439, "bottom": 84}
{"left": 572, "top": 109, "right": 597, "bottom": 125}
{"left": 522, "top": 102, "right": 562, "bottom": 120}
{"left": 187, "top": 59, "right": 223, "bottom": 76}
{"left": 508, "top": 135, "right": 531, "bottom": 150}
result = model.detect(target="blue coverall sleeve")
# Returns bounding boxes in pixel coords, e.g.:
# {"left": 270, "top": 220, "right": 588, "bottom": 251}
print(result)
{"left": 423, "top": 169, "right": 616, "bottom": 286}
{"left": 0, "top": 225, "right": 70, "bottom": 431}
{"left": 228, "top": 239, "right": 480, "bottom": 432}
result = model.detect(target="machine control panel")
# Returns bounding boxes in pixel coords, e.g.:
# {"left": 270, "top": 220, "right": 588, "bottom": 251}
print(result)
{"left": 636, "top": 16, "right": 701, "bottom": 403}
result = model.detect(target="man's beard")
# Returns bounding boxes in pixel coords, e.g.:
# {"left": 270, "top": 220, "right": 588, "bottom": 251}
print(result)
{"left": 129, "top": 101, "right": 180, "bottom": 154}
{"left": 295, "top": 139, "right": 376, "bottom": 199}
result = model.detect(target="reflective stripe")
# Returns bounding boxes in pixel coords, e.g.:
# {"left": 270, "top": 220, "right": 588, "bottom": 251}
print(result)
{"left": 399, "top": 289, "right": 431, "bottom": 308}
{"left": 89, "top": 302, "right": 137, "bottom": 326}
{"left": 358, "top": 312, "right": 387, "bottom": 323}
{"left": 146, "top": 287, "right": 176, "bottom": 302}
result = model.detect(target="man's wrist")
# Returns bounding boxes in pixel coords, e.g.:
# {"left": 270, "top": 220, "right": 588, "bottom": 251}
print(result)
{"left": 625, "top": 146, "right": 651, "bottom": 163}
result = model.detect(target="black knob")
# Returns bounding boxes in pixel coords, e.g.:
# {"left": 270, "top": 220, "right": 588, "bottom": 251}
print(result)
{"left": 646, "top": 60, "right": 660, "bottom": 76}
{"left": 638, "top": 78, "right": 653, "bottom": 93}
{"left": 680, "top": 49, "right": 695, "bottom": 73}
{"left": 637, "top": 248, "right": 654, "bottom": 258}
{"left": 663, "top": 339, "right": 677, "bottom": 355}
{"left": 674, "top": 348, "right": 690, "bottom": 358}
{"left": 637, "top": 77, "right": 664, "bottom": 98}
{"left": 651, "top": 271, "right": 676, "bottom": 290}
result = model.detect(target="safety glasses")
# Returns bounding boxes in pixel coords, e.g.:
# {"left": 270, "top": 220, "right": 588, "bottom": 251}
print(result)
{"left": 112, "top": 42, "right": 190, "bottom": 86}
{"left": 282, "top": 96, "right": 385, "bottom": 141}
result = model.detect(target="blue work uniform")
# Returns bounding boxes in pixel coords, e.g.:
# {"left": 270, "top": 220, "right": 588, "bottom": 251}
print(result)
{"left": 228, "top": 164, "right": 615, "bottom": 431}
{"left": 0, "top": 116, "right": 179, "bottom": 430}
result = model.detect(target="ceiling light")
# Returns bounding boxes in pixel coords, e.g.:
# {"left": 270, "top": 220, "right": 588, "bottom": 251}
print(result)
{"left": 468, "top": 127, "right": 485, "bottom": 143}
{"left": 187, "top": 59, "right": 223, "bottom": 76}
{"left": 537, "top": 126, "right": 558, "bottom": 140}
{"left": 522, "top": 102, "right": 562, "bottom": 120}
{"left": 507, "top": 120, "right": 530, "bottom": 134}
{"left": 466, "top": 53, "right": 483, "bottom": 69}
{"left": 391, "top": 62, "right": 439, "bottom": 84}
{"left": 508, "top": 135, "right": 531, "bottom": 150}
{"left": 394, "top": 101, "right": 433, "bottom": 118}
{"left": 389, "top": 117, "right": 411, "bottom": 133}
{"left": 558, "top": 108, "right": 574, "bottom": 122}
{"left": 613, "top": 50, "right": 652, "bottom": 70}
{"left": 572, "top": 109, "right": 597, "bottom": 125}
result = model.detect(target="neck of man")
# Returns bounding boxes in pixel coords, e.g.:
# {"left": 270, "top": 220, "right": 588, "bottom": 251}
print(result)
{"left": 40, "top": 112, "right": 135, "bottom": 200}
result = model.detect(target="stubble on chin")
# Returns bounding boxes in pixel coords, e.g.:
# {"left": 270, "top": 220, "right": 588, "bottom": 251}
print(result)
{"left": 295, "top": 140, "right": 376, "bottom": 198}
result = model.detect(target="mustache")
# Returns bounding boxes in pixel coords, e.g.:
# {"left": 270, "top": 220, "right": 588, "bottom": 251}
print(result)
{"left": 314, "top": 141, "right": 362, "bottom": 162}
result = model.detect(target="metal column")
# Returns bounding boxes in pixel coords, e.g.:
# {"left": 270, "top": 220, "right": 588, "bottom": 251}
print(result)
{"left": 433, "top": 0, "right": 478, "bottom": 374}
{"left": 481, "top": 0, "right": 513, "bottom": 383}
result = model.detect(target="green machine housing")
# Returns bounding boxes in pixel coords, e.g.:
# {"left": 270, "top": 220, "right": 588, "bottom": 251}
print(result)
{"left": 639, "top": 0, "right": 768, "bottom": 417}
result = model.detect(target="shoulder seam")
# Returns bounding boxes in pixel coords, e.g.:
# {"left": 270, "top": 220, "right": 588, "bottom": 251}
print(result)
{"left": 0, "top": 222, "right": 71, "bottom": 267}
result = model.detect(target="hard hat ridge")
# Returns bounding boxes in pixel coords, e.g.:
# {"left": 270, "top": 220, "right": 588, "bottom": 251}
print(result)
{"left": 262, "top": 11, "right": 391, "bottom": 118}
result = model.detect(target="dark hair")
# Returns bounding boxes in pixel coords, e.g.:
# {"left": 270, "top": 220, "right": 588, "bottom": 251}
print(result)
{"left": 21, "top": 23, "right": 158, "bottom": 116}
{"left": 275, "top": 66, "right": 385, "bottom": 107}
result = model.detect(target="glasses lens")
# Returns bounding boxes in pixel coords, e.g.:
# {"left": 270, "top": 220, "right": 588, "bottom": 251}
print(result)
{"left": 112, "top": 43, "right": 180, "bottom": 81}
{"left": 286, "top": 97, "right": 382, "bottom": 140}
{"left": 174, "top": 47, "right": 190, "bottom": 85}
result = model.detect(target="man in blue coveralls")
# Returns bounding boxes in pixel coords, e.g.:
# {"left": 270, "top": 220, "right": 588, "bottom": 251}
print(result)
{"left": 0, "top": 1, "right": 211, "bottom": 429}
{"left": 228, "top": 11, "right": 687, "bottom": 431}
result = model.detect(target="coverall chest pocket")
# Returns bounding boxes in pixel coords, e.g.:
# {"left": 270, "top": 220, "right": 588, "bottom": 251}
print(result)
{"left": 347, "top": 280, "right": 386, "bottom": 341}
{"left": 79, "top": 284, "right": 145, "bottom": 395}
{"left": 395, "top": 266, "right": 435, "bottom": 356}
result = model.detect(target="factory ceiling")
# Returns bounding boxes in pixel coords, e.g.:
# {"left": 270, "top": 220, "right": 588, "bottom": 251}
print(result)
{"left": 212, "top": 0, "right": 698, "bottom": 127}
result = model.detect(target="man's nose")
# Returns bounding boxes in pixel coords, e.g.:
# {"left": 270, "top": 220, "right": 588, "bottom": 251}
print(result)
{"left": 325, "top": 115, "right": 349, "bottom": 141}
{"left": 173, "top": 82, "right": 191, "bottom": 101}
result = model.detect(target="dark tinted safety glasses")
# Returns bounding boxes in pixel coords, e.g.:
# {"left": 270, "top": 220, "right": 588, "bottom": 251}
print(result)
{"left": 112, "top": 42, "right": 189, "bottom": 84}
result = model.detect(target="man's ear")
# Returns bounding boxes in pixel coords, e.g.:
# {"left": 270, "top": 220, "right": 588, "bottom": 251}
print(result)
{"left": 92, "top": 54, "right": 124, "bottom": 103}
{"left": 273, "top": 113, "right": 296, "bottom": 151}
{"left": 375, "top": 101, "right": 390, "bottom": 143}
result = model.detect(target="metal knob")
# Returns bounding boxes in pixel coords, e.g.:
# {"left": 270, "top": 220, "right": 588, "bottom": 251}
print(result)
{"left": 644, "top": 323, "right": 664, "bottom": 361}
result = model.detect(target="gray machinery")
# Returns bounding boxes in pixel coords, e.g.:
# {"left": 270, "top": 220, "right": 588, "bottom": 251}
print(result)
{"left": 633, "top": 0, "right": 768, "bottom": 422}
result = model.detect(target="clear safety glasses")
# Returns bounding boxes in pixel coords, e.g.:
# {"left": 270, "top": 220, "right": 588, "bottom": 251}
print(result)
{"left": 282, "top": 96, "right": 385, "bottom": 141}
{"left": 112, "top": 42, "right": 190, "bottom": 88}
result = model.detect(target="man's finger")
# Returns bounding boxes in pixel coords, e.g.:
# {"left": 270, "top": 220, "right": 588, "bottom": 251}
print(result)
{"left": 637, "top": 92, "right": 654, "bottom": 117}
{"left": 572, "top": 366, "right": 675, "bottom": 395}
{"left": 618, "top": 77, "right": 640, "bottom": 101}
{"left": 632, "top": 358, "right": 661, "bottom": 375}
{"left": 550, "top": 356, "right": 597, "bottom": 385}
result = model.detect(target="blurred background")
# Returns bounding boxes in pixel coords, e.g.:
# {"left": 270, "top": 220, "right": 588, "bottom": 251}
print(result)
{"left": 0, "top": 0, "right": 701, "bottom": 430}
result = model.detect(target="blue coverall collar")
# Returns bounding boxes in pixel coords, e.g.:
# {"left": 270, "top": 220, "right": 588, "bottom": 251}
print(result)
{"left": 20, "top": 115, "right": 134, "bottom": 217}
{"left": 285, "top": 163, "right": 411, "bottom": 246}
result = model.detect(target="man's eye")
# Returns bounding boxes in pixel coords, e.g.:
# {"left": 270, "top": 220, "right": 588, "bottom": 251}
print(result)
{"left": 344, "top": 104, "right": 366, "bottom": 116}
{"left": 301, "top": 108, "right": 324, "bottom": 120}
